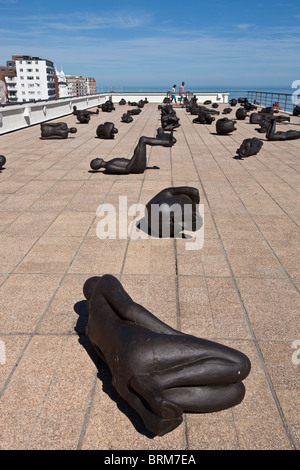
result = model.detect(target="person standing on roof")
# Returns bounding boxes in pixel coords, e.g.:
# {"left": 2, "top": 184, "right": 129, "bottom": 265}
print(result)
{"left": 170, "top": 84, "right": 177, "bottom": 104}
{"left": 179, "top": 82, "right": 186, "bottom": 106}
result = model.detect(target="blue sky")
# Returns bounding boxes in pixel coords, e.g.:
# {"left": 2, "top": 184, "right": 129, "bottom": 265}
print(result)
{"left": 1, "top": 0, "right": 300, "bottom": 90}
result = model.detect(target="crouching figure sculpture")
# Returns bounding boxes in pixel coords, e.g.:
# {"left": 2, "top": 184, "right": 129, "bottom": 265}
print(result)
{"left": 96, "top": 122, "right": 118, "bottom": 139}
{"left": 145, "top": 186, "right": 201, "bottom": 237}
{"left": 90, "top": 131, "right": 175, "bottom": 174}
{"left": 83, "top": 274, "right": 251, "bottom": 436}
{"left": 237, "top": 138, "right": 263, "bottom": 158}
{"left": 216, "top": 118, "right": 237, "bottom": 135}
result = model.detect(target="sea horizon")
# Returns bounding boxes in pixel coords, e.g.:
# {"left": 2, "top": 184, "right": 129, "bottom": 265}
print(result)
{"left": 96, "top": 85, "right": 296, "bottom": 96}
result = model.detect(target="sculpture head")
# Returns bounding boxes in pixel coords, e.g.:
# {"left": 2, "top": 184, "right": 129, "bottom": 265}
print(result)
{"left": 0, "top": 155, "right": 6, "bottom": 169}
{"left": 69, "top": 127, "right": 77, "bottom": 134}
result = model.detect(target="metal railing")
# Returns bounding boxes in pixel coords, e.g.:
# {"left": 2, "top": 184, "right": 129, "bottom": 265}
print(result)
{"left": 227, "top": 90, "right": 296, "bottom": 114}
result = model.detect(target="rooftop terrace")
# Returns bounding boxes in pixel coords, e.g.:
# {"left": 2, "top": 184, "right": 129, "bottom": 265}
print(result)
{"left": 0, "top": 100, "right": 299, "bottom": 450}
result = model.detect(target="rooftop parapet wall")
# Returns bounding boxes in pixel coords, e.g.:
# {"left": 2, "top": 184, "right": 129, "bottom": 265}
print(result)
{"left": 0, "top": 94, "right": 109, "bottom": 135}
{"left": 0, "top": 91, "right": 229, "bottom": 135}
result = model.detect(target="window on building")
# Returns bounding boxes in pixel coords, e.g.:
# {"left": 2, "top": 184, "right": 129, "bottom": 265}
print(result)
{"left": 27, "top": 68, "right": 33, "bottom": 72}
{"left": 27, "top": 76, "right": 34, "bottom": 80}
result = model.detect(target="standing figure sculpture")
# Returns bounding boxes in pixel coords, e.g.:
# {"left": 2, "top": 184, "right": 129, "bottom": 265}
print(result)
{"left": 90, "top": 131, "right": 175, "bottom": 174}
{"left": 83, "top": 274, "right": 251, "bottom": 436}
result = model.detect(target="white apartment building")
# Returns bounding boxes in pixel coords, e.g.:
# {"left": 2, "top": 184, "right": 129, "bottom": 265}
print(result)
{"left": 7, "top": 56, "right": 56, "bottom": 102}
{"left": 55, "top": 67, "right": 71, "bottom": 98}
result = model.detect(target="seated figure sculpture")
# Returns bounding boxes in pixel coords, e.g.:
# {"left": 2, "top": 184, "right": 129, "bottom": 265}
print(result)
{"left": 145, "top": 186, "right": 201, "bottom": 237}
{"left": 40, "top": 122, "right": 77, "bottom": 139}
{"left": 83, "top": 274, "right": 251, "bottom": 436}
{"left": 216, "top": 118, "right": 237, "bottom": 135}
{"left": 266, "top": 116, "right": 300, "bottom": 141}
{"left": 0, "top": 155, "right": 6, "bottom": 169}
{"left": 237, "top": 138, "right": 263, "bottom": 158}
{"left": 96, "top": 122, "right": 118, "bottom": 139}
{"left": 90, "top": 131, "right": 175, "bottom": 174}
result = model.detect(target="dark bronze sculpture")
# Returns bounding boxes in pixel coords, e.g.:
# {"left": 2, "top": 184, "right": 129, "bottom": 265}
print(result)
{"left": 96, "top": 122, "right": 118, "bottom": 139}
{"left": 235, "top": 108, "right": 247, "bottom": 120}
{"left": 101, "top": 101, "right": 115, "bottom": 112}
{"left": 121, "top": 113, "right": 133, "bottom": 123}
{"left": 237, "top": 138, "right": 263, "bottom": 158}
{"left": 128, "top": 108, "right": 141, "bottom": 115}
{"left": 192, "top": 113, "right": 215, "bottom": 124}
{"left": 0, "top": 155, "right": 6, "bottom": 169}
{"left": 216, "top": 118, "right": 237, "bottom": 135}
{"left": 212, "top": 103, "right": 219, "bottom": 108}
{"left": 222, "top": 108, "right": 232, "bottom": 114}
{"left": 293, "top": 105, "right": 300, "bottom": 116}
{"left": 229, "top": 99, "right": 237, "bottom": 106}
{"left": 250, "top": 112, "right": 290, "bottom": 125}
{"left": 40, "top": 122, "right": 77, "bottom": 139}
{"left": 266, "top": 117, "right": 300, "bottom": 141}
{"left": 161, "top": 105, "right": 180, "bottom": 130}
{"left": 119, "top": 99, "right": 126, "bottom": 105}
{"left": 90, "top": 131, "right": 175, "bottom": 174}
{"left": 73, "top": 106, "right": 99, "bottom": 123}
{"left": 83, "top": 274, "right": 251, "bottom": 436}
{"left": 145, "top": 186, "right": 201, "bottom": 237}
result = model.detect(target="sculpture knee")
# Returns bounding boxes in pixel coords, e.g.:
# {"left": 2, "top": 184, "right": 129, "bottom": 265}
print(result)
{"left": 83, "top": 276, "right": 101, "bottom": 300}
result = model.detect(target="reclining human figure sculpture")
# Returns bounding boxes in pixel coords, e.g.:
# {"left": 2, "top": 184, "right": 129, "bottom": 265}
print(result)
{"left": 83, "top": 274, "right": 251, "bottom": 436}
{"left": 40, "top": 122, "right": 77, "bottom": 139}
{"left": 145, "top": 186, "right": 201, "bottom": 237}
{"left": 266, "top": 116, "right": 300, "bottom": 141}
{"left": 193, "top": 113, "right": 215, "bottom": 124}
{"left": 90, "top": 130, "right": 175, "bottom": 174}
{"left": 96, "top": 122, "right": 118, "bottom": 139}
{"left": 237, "top": 138, "right": 263, "bottom": 158}
{"left": 216, "top": 118, "right": 237, "bottom": 135}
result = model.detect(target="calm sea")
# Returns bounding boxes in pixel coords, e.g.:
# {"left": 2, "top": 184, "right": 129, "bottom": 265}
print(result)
{"left": 96, "top": 85, "right": 298, "bottom": 111}
{"left": 97, "top": 85, "right": 296, "bottom": 97}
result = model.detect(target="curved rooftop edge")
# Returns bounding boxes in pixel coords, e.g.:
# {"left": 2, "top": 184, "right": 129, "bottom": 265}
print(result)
{"left": 0, "top": 91, "right": 229, "bottom": 135}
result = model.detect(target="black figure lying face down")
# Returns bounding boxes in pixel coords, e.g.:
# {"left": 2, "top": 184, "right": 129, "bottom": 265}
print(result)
{"left": 90, "top": 131, "right": 176, "bottom": 174}
{"left": 216, "top": 118, "right": 237, "bottom": 135}
{"left": 40, "top": 122, "right": 77, "bottom": 139}
{"left": 145, "top": 186, "right": 201, "bottom": 237}
{"left": 83, "top": 274, "right": 251, "bottom": 436}
{"left": 237, "top": 138, "right": 263, "bottom": 158}
{"left": 266, "top": 116, "right": 300, "bottom": 141}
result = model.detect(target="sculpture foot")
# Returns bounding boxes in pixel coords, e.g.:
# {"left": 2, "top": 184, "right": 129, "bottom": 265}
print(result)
{"left": 127, "top": 392, "right": 183, "bottom": 436}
